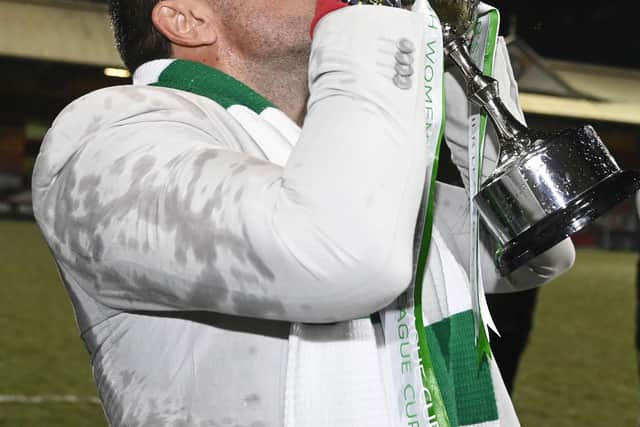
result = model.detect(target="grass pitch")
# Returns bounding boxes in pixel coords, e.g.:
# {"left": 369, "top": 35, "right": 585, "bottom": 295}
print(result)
{"left": 0, "top": 220, "right": 107, "bottom": 427}
{"left": 0, "top": 220, "right": 637, "bottom": 426}
{"left": 512, "top": 248, "right": 638, "bottom": 426}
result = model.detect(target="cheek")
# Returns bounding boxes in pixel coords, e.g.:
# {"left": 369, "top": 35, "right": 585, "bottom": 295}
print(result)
{"left": 262, "top": 0, "right": 316, "bottom": 23}
{"left": 289, "top": 0, "right": 317, "bottom": 19}
{"left": 221, "top": 1, "right": 314, "bottom": 57}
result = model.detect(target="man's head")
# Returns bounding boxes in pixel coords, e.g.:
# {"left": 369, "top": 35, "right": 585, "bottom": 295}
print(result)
{"left": 109, "top": 0, "right": 315, "bottom": 73}
{"left": 109, "top": 0, "right": 316, "bottom": 123}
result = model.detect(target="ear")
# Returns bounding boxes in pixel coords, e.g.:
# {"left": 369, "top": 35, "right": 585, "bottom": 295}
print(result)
{"left": 152, "top": 0, "right": 217, "bottom": 48}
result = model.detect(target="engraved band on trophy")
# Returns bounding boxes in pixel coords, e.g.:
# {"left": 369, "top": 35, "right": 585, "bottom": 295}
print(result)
{"left": 425, "top": 0, "right": 640, "bottom": 274}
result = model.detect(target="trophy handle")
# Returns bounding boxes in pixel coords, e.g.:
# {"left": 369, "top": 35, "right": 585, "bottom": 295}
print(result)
{"left": 445, "top": 38, "right": 530, "bottom": 168}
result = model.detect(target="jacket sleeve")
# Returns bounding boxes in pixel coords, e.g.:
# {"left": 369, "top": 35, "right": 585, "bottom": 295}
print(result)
{"left": 433, "top": 182, "right": 575, "bottom": 293}
{"left": 33, "top": 7, "right": 429, "bottom": 323}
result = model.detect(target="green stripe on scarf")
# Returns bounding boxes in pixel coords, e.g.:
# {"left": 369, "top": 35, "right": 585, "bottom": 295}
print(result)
{"left": 151, "top": 60, "right": 274, "bottom": 113}
{"left": 427, "top": 309, "right": 498, "bottom": 426}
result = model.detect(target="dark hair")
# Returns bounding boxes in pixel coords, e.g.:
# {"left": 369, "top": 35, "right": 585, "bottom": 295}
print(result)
{"left": 109, "top": 0, "right": 172, "bottom": 71}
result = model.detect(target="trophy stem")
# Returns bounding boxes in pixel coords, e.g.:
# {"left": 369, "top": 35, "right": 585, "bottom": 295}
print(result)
{"left": 445, "top": 39, "right": 530, "bottom": 166}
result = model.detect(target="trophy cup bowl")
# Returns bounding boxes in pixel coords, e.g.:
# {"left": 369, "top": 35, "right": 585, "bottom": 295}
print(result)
{"left": 430, "top": 0, "right": 640, "bottom": 275}
{"left": 429, "top": 0, "right": 479, "bottom": 41}
{"left": 476, "top": 127, "right": 640, "bottom": 274}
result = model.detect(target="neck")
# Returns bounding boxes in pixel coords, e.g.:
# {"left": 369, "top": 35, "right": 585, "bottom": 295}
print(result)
{"left": 173, "top": 41, "right": 310, "bottom": 125}
{"left": 224, "top": 54, "right": 309, "bottom": 125}
{"left": 189, "top": 47, "right": 309, "bottom": 125}
{"left": 237, "top": 59, "right": 309, "bottom": 126}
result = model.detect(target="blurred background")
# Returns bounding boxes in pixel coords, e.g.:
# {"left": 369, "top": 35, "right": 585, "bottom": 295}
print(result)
{"left": 0, "top": 0, "right": 639, "bottom": 426}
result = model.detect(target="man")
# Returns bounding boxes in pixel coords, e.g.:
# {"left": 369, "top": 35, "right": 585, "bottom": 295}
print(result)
{"left": 32, "top": 0, "right": 574, "bottom": 425}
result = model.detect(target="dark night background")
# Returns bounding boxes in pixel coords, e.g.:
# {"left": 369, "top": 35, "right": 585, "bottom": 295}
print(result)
{"left": 84, "top": 0, "right": 638, "bottom": 69}
{"left": 488, "top": 0, "right": 636, "bottom": 69}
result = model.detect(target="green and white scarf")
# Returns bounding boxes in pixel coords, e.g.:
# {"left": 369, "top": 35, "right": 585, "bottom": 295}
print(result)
{"left": 380, "top": 3, "right": 506, "bottom": 427}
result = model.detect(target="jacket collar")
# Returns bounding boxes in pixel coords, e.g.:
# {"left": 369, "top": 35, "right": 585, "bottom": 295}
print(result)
{"left": 133, "top": 59, "right": 275, "bottom": 114}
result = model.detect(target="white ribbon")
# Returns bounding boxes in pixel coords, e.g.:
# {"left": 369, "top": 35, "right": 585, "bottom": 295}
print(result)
{"left": 382, "top": 1, "right": 448, "bottom": 425}
{"left": 467, "top": 7, "right": 500, "bottom": 340}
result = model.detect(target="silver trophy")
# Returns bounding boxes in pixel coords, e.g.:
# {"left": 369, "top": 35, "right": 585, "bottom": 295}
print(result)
{"left": 425, "top": 0, "right": 640, "bottom": 274}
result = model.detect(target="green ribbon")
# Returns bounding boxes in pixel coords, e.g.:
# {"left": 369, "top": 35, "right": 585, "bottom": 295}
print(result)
{"left": 471, "top": 8, "right": 499, "bottom": 366}
{"left": 412, "top": 57, "right": 451, "bottom": 426}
